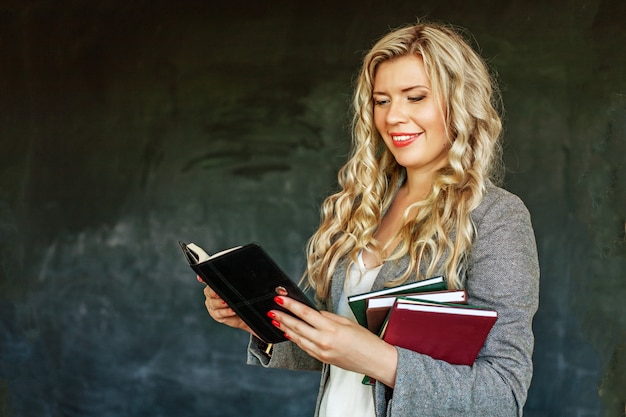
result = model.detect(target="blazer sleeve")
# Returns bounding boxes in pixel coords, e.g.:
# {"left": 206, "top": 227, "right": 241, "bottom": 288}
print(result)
{"left": 247, "top": 335, "right": 323, "bottom": 371}
{"left": 374, "top": 188, "right": 540, "bottom": 417}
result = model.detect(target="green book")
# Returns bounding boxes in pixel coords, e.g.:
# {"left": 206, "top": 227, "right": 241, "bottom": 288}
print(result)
{"left": 347, "top": 275, "right": 446, "bottom": 327}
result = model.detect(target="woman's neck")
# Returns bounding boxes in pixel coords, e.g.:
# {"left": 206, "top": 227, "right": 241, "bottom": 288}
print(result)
{"left": 400, "top": 172, "right": 434, "bottom": 202}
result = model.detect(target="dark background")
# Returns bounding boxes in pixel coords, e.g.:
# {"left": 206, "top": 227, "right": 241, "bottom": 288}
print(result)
{"left": 1, "top": 0, "right": 625, "bottom": 416}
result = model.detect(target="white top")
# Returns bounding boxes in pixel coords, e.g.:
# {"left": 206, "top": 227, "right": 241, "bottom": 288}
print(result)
{"left": 319, "top": 252, "right": 382, "bottom": 417}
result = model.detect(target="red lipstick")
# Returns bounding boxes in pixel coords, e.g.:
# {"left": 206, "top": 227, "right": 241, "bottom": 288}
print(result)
{"left": 391, "top": 133, "right": 420, "bottom": 148}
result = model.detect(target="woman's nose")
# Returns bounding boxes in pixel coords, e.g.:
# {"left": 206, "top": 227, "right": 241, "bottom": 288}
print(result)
{"left": 385, "top": 101, "right": 408, "bottom": 125}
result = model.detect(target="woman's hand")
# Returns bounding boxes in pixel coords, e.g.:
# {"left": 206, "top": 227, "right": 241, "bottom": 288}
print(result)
{"left": 269, "top": 295, "right": 399, "bottom": 387}
{"left": 201, "top": 277, "right": 258, "bottom": 338}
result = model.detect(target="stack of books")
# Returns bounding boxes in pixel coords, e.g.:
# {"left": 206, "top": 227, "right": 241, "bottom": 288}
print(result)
{"left": 347, "top": 276, "right": 498, "bottom": 384}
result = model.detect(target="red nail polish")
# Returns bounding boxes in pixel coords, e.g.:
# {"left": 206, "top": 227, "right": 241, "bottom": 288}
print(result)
{"left": 267, "top": 311, "right": 276, "bottom": 319}
{"left": 274, "top": 296, "right": 284, "bottom": 305}
{"left": 284, "top": 333, "right": 291, "bottom": 340}
{"left": 271, "top": 319, "right": 280, "bottom": 328}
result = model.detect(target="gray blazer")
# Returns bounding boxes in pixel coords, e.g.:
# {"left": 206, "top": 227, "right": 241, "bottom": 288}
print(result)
{"left": 248, "top": 183, "right": 540, "bottom": 417}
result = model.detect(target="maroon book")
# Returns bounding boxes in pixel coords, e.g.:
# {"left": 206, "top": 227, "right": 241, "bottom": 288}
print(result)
{"left": 365, "top": 290, "right": 468, "bottom": 334}
{"left": 381, "top": 299, "right": 498, "bottom": 366}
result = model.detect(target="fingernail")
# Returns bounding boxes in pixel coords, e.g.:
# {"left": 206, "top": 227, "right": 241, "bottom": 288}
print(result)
{"left": 284, "top": 333, "right": 291, "bottom": 340}
{"left": 221, "top": 300, "right": 226, "bottom": 305}
{"left": 274, "top": 296, "right": 284, "bottom": 305}
{"left": 267, "top": 311, "right": 276, "bottom": 319}
{"left": 271, "top": 319, "right": 280, "bottom": 328}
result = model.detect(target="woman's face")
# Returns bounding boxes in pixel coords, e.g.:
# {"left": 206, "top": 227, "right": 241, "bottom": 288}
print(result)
{"left": 373, "top": 54, "right": 450, "bottom": 176}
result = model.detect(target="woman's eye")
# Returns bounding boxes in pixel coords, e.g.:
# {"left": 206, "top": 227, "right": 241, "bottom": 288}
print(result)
{"left": 374, "top": 99, "right": 389, "bottom": 106}
{"left": 408, "top": 95, "right": 425, "bottom": 103}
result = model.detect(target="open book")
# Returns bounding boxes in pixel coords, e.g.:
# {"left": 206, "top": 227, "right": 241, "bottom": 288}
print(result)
{"left": 179, "top": 241, "right": 317, "bottom": 344}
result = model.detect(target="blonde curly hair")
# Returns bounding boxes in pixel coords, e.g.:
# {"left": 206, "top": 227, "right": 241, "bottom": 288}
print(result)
{"left": 303, "top": 21, "right": 504, "bottom": 302}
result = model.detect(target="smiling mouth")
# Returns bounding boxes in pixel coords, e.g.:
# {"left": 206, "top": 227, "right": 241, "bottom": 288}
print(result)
{"left": 391, "top": 133, "right": 420, "bottom": 147}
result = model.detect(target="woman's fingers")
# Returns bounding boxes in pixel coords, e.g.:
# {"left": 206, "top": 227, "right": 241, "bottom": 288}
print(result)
{"left": 201, "top": 284, "right": 257, "bottom": 336}
{"left": 203, "top": 285, "right": 232, "bottom": 322}
{"left": 269, "top": 296, "right": 329, "bottom": 344}
{"left": 274, "top": 296, "right": 326, "bottom": 327}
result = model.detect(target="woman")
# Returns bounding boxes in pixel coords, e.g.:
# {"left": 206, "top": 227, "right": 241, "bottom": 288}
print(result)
{"left": 203, "top": 21, "right": 539, "bottom": 417}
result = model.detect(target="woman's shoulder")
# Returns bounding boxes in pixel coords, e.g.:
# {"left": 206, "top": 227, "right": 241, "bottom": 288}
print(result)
{"left": 472, "top": 181, "right": 532, "bottom": 225}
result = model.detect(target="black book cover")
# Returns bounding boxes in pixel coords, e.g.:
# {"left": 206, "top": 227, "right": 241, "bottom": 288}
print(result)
{"left": 179, "top": 242, "right": 317, "bottom": 343}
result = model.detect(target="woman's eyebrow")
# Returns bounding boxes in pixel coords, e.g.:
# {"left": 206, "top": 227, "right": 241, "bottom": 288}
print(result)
{"left": 372, "top": 85, "right": 430, "bottom": 95}
{"left": 402, "top": 84, "right": 430, "bottom": 93}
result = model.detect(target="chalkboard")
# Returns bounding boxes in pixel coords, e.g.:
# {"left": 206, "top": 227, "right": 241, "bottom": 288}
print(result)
{"left": 1, "top": 1, "right": 625, "bottom": 416}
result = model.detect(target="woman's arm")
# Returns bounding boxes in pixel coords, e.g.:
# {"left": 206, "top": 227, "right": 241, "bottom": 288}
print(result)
{"left": 375, "top": 188, "right": 540, "bottom": 417}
